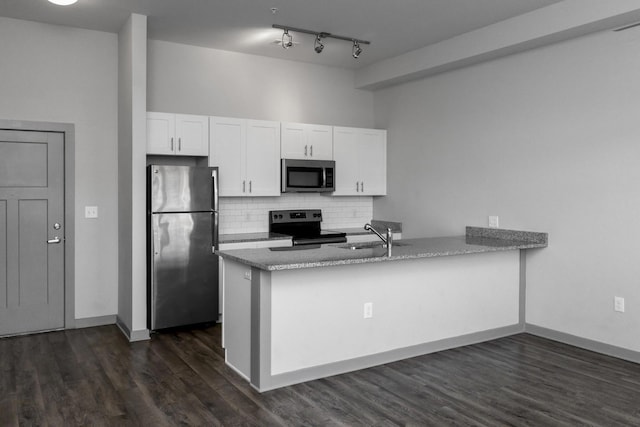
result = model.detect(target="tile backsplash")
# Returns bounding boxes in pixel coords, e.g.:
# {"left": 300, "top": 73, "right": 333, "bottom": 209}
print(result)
{"left": 219, "top": 194, "right": 373, "bottom": 234}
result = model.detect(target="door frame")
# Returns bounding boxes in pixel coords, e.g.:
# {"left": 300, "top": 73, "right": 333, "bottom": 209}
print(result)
{"left": 0, "top": 119, "right": 75, "bottom": 329}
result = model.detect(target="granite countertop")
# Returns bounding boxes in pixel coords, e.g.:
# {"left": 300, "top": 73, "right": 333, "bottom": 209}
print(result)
{"left": 216, "top": 227, "right": 548, "bottom": 271}
{"left": 219, "top": 232, "right": 291, "bottom": 245}
{"left": 219, "top": 227, "right": 385, "bottom": 244}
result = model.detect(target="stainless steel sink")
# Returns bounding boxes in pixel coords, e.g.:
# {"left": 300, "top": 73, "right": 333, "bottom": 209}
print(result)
{"left": 335, "top": 241, "right": 409, "bottom": 250}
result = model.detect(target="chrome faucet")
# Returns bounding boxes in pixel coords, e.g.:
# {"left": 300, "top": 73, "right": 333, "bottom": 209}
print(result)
{"left": 364, "top": 224, "right": 393, "bottom": 256}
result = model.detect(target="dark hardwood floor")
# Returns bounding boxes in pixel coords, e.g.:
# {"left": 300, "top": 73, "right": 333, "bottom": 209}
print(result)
{"left": 1, "top": 324, "right": 639, "bottom": 426}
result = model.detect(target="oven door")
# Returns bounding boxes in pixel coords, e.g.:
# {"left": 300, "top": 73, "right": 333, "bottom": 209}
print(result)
{"left": 281, "top": 159, "right": 335, "bottom": 193}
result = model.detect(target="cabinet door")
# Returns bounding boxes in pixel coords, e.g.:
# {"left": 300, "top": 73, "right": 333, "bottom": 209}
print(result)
{"left": 280, "top": 122, "right": 307, "bottom": 159}
{"left": 359, "top": 129, "right": 387, "bottom": 196}
{"left": 175, "top": 114, "right": 209, "bottom": 156}
{"left": 332, "top": 127, "right": 361, "bottom": 195}
{"left": 209, "top": 117, "right": 245, "bottom": 196}
{"left": 246, "top": 120, "right": 281, "bottom": 196}
{"left": 281, "top": 123, "right": 333, "bottom": 160}
{"left": 147, "top": 112, "right": 175, "bottom": 155}
{"left": 307, "top": 125, "right": 333, "bottom": 160}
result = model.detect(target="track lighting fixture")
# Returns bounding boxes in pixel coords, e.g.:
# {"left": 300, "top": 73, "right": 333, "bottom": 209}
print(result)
{"left": 273, "top": 24, "right": 369, "bottom": 59}
{"left": 314, "top": 34, "right": 325, "bottom": 54}
{"left": 352, "top": 40, "right": 362, "bottom": 59}
{"left": 281, "top": 29, "right": 293, "bottom": 49}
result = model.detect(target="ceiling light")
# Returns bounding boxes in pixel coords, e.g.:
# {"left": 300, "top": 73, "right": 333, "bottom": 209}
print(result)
{"left": 48, "top": 0, "right": 78, "bottom": 5}
{"left": 314, "top": 35, "right": 324, "bottom": 54}
{"left": 352, "top": 40, "right": 363, "bottom": 59}
{"left": 281, "top": 29, "right": 293, "bottom": 49}
{"left": 273, "top": 24, "right": 370, "bottom": 59}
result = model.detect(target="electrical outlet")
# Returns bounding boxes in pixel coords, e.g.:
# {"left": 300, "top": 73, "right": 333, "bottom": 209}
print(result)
{"left": 85, "top": 206, "right": 98, "bottom": 218}
{"left": 488, "top": 215, "right": 499, "bottom": 228}
{"left": 244, "top": 271, "right": 251, "bottom": 281}
{"left": 363, "top": 302, "right": 373, "bottom": 319}
{"left": 614, "top": 296, "right": 625, "bottom": 313}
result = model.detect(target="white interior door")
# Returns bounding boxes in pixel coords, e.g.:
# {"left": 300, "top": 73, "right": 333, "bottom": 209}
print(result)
{"left": 0, "top": 130, "right": 65, "bottom": 336}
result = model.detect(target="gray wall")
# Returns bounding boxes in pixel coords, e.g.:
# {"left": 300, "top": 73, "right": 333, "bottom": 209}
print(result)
{"left": 117, "top": 14, "right": 148, "bottom": 338}
{"left": 373, "top": 27, "right": 640, "bottom": 352}
{"left": 7, "top": 12, "right": 636, "bottom": 353}
{"left": 0, "top": 17, "right": 119, "bottom": 320}
{"left": 0, "top": 17, "right": 377, "bottom": 324}
{"left": 147, "top": 40, "right": 375, "bottom": 127}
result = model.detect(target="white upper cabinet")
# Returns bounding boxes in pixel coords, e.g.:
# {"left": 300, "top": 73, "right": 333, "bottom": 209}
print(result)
{"left": 147, "top": 112, "right": 209, "bottom": 156}
{"left": 147, "top": 112, "right": 175, "bottom": 155}
{"left": 281, "top": 122, "right": 333, "bottom": 160}
{"left": 333, "top": 127, "right": 387, "bottom": 196}
{"left": 209, "top": 117, "right": 245, "bottom": 196}
{"left": 245, "top": 120, "right": 281, "bottom": 196}
{"left": 209, "top": 116, "right": 280, "bottom": 197}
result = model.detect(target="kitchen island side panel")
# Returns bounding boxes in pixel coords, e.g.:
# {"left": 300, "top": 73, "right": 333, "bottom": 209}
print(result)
{"left": 222, "top": 259, "right": 252, "bottom": 380}
{"left": 269, "top": 250, "right": 519, "bottom": 375}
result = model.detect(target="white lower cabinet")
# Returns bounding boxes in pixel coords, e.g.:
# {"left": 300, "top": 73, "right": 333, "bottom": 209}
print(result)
{"left": 333, "top": 127, "right": 387, "bottom": 196}
{"left": 209, "top": 117, "right": 281, "bottom": 197}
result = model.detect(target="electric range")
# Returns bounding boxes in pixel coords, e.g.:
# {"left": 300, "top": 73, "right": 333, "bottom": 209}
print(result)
{"left": 269, "top": 209, "right": 347, "bottom": 248}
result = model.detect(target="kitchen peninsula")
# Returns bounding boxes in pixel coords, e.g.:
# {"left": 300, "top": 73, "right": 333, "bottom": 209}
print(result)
{"left": 218, "top": 227, "right": 547, "bottom": 392}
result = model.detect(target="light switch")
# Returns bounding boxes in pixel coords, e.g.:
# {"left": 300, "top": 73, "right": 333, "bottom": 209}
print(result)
{"left": 488, "top": 216, "right": 499, "bottom": 228}
{"left": 85, "top": 206, "right": 98, "bottom": 218}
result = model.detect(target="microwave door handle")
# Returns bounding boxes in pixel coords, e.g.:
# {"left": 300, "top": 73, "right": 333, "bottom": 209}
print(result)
{"left": 322, "top": 168, "right": 326, "bottom": 188}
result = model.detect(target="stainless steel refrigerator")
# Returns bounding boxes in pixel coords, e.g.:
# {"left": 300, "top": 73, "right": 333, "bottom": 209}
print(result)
{"left": 147, "top": 165, "right": 219, "bottom": 330}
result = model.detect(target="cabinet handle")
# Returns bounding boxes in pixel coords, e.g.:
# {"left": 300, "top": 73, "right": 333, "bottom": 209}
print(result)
{"left": 304, "top": 145, "right": 308, "bottom": 156}
{"left": 171, "top": 137, "right": 174, "bottom": 151}
{"left": 361, "top": 182, "right": 364, "bottom": 192}
{"left": 310, "top": 145, "right": 313, "bottom": 157}
{"left": 243, "top": 180, "right": 246, "bottom": 193}
{"left": 356, "top": 181, "right": 359, "bottom": 192}
{"left": 178, "top": 137, "right": 182, "bottom": 152}
{"left": 249, "top": 180, "right": 252, "bottom": 193}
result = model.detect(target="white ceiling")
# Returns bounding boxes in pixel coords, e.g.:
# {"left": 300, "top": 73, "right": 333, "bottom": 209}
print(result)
{"left": 0, "top": 0, "right": 564, "bottom": 69}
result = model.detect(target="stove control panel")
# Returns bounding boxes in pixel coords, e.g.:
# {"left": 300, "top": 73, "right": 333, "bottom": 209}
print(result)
{"left": 270, "top": 209, "right": 323, "bottom": 224}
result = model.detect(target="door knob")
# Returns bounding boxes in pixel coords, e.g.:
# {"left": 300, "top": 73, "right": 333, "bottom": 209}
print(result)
{"left": 47, "top": 237, "right": 62, "bottom": 244}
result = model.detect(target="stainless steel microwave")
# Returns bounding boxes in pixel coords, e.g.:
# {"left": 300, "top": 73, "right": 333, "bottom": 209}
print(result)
{"left": 281, "top": 159, "right": 335, "bottom": 193}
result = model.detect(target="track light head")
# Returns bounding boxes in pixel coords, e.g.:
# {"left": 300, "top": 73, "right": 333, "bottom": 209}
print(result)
{"left": 314, "top": 34, "right": 324, "bottom": 54}
{"left": 281, "top": 29, "right": 293, "bottom": 49}
{"left": 352, "top": 40, "right": 363, "bottom": 59}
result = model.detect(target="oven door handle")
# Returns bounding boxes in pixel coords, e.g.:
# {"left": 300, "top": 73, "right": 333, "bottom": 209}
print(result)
{"left": 294, "top": 236, "right": 347, "bottom": 246}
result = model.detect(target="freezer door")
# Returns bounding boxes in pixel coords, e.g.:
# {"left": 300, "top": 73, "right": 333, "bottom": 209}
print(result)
{"left": 150, "top": 212, "right": 218, "bottom": 330}
{"left": 149, "top": 165, "right": 215, "bottom": 212}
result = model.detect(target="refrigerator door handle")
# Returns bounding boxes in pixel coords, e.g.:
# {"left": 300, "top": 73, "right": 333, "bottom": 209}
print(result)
{"left": 153, "top": 228, "right": 160, "bottom": 256}
{"left": 212, "top": 168, "right": 219, "bottom": 213}
{"left": 213, "top": 211, "right": 219, "bottom": 253}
